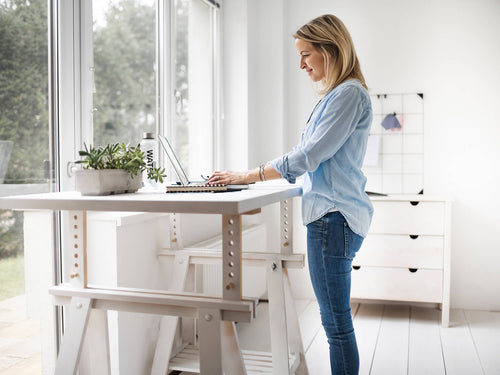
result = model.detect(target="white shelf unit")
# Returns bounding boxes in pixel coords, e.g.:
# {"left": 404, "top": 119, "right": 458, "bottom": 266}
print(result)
{"left": 351, "top": 195, "right": 452, "bottom": 327}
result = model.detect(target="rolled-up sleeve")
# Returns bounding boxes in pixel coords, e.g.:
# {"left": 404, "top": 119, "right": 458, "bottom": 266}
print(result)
{"left": 270, "top": 153, "right": 296, "bottom": 183}
{"left": 271, "top": 86, "right": 363, "bottom": 183}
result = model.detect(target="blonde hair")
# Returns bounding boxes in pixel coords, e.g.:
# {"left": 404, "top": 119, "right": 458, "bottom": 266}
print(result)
{"left": 294, "top": 14, "right": 367, "bottom": 94}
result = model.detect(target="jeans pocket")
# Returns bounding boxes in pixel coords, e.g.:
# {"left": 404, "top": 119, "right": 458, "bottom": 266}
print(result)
{"left": 343, "top": 222, "right": 364, "bottom": 260}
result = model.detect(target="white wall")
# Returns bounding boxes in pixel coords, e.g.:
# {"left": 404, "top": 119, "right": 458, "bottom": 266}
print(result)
{"left": 221, "top": 0, "right": 249, "bottom": 170}
{"left": 224, "top": 0, "right": 500, "bottom": 310}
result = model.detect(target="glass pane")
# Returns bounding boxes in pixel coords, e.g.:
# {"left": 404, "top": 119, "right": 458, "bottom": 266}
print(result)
{"left": 0, "top": 0, "right": 49, "bottom": 373}
{"left": 92, "top": 0, "right": 157, "bottom": 147}
{"left": 173, "top": 0, "right": 214, "bottom": 179}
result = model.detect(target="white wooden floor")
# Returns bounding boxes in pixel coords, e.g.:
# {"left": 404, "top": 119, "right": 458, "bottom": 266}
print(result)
{"left": 2, "top": 295, "right": 500, "bottom": 374}
{"left": 233, "top": 300, "right": 500, "bottom": 375}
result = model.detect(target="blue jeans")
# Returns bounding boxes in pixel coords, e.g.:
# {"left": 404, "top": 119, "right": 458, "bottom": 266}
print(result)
{"left": 306, "top": 211, "right": 364, "bottom": 375}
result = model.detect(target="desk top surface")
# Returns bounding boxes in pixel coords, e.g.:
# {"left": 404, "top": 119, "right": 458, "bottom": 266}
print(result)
{"left": 0, "top": 182, "right": 302, "bottom": 215}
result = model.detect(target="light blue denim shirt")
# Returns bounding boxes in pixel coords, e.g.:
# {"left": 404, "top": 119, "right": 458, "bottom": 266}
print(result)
{"left": 270, "top": 79, "right": 373, "bottom": 237}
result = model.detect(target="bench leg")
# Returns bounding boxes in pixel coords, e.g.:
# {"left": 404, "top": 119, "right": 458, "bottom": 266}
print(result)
{"left": 267, "top": 260, "right": 290, "bottom": 374}
{"left": 222, "top": 321, "right": 246, "bottom": 375}
{"left": 151, "top": 254, "right": 191, "bottom": 375}
{"left": 283, "top": 269, "right": 308, "bottom": 375}
{"left": 54, "top": 297, "right": 92, "bottom": 375}
{"left": 151, "top": 316, "right": 181, "bottom": 375}
{"left": 198, "top": 308, "right": 222, "bottom": 375}
{"left": 79, "top": 308, "right": 111, "bottom": 375}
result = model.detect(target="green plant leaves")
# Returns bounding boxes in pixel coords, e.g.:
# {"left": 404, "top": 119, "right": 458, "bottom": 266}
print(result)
{"left": 76, "top": 142, "right": 166, "bottom": 183}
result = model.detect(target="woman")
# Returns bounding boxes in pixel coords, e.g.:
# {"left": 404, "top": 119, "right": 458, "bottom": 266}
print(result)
{"left": 208, "top": 14, "right": 372, "bottom": 375}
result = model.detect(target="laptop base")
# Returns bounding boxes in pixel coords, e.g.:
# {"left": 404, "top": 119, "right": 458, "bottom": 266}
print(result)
{"left": 166, "top": 184, "right": 228, "bottom": 193}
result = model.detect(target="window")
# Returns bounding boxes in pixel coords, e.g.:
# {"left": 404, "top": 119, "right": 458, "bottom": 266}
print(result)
{"left": 88, "top": 0, "right": 221, "bottom": 180}
{"left": 171, "top": 0, "right": 219, "bottom": 178}
{"left": 92, "top": 0, "right": 157, "bottom": 146}
{"left": 0, "top": 0, "right": 50, "bottom": 371}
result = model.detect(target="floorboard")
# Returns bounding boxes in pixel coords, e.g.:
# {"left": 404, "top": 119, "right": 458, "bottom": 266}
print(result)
{"left": 304, "top": 327, "right": 330, "bottom": 375}
{"left": 297, "top": 300, "right": 322, "bottom": 352}
{"left": 370, "top": 304, "right": 410, "bottom": 375}
{"left": 354, "top": 303, "right": 384, "bottom": 375}
{"left": 440, "top": 309, "right": 483, "bottom": 375}
{"left": 464, "top": 310, "right": 500, "bottom": 375}
{"left": 3, "top": 294, "right": 500, "bottom": 375}
{"left": 408, "top": 306, "right": 445, "bottom": 375}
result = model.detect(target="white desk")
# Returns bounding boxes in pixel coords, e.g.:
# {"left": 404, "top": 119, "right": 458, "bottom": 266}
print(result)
{"left": 0, "top": 184, "right": 308, "bottom": 375}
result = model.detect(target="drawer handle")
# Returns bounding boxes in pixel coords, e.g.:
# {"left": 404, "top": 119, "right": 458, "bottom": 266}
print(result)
{"left": 410, "top": 201, "right": 420, "bottom": 206}
{"left": 352, "top": 266, "right": 361, "bottom": 270}
{"left": 409, "top": 268, "right": 418, "bottom": 273}
{"left": 409, "top": 235, "right": 419, "bottom": 240}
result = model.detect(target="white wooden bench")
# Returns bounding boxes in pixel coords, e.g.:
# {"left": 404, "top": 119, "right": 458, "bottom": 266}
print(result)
{"left": 0, "top": 185, "right": 308, "bottom": 375}
{"left": 50, "top": 284, "right": 256, "bottom": 374}
{"left": 152, "top": 246, "right": 308, "bottom": 374}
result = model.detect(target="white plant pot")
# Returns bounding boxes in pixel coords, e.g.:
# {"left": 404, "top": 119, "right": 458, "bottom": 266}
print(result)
{"left": 75, "top": 169, "right": 142, "bottom": 196}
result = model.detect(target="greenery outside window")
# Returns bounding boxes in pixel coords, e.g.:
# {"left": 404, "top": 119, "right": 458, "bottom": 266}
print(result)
{"left": 0, "top": 0, "right": 50, "bottom": 278}
{"left": 0, "top": 1, "right": 50, "bottom": 371}
{"left": 90, "top": 0, "right": 221, "bottom": 180}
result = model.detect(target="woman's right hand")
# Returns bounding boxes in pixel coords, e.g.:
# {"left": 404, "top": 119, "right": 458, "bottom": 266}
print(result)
{"left": 207, "top": 170, "right": 248, "bottom": 185}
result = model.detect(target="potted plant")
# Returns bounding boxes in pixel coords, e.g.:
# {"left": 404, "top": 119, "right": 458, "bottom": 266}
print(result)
{"left": 75, "top": 143, "right": 166, "bottom": 195}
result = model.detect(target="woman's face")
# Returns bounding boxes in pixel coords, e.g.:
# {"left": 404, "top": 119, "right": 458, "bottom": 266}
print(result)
{"left": 295, "top": 39, "right": 325, "bottom": 82}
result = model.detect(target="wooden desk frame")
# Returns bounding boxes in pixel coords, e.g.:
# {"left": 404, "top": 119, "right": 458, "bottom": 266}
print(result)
{"left": 1, "top": 186, "right": 308, "bottom": 375}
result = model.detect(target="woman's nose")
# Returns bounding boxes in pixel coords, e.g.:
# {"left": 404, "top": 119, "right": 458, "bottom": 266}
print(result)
{"left": 300, "top": 59, "right": 306, "bottom": 70}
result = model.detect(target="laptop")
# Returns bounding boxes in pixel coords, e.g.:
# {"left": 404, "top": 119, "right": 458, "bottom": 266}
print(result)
{"left": 157, "top": 134, "right": 248, "bottom": 193}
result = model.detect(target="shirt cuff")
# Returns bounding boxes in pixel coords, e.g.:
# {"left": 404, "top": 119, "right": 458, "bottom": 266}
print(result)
{"left": 270, "top": 155, "right": 296, "bottom": 184}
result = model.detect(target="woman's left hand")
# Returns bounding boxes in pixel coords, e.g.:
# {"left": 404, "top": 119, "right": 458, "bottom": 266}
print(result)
{"left": 207, "top": 170, "right": 247, "bottom": 185}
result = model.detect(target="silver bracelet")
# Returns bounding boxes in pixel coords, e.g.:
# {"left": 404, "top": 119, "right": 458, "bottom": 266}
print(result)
{"left": 259, "top": 163, "right": 266, "bottom": 181}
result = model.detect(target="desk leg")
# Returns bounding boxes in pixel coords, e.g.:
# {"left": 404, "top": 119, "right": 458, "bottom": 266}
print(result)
{"left": 283, "top": 269, "right": 308, "bottom": 375}
{"left": 280, "top": 199, "right": 293, "bottom": 255}
{"left": 222, "top": 214, "right": 242, "bottom": 300}
{"left": 267, "top": 260, "right": 290, "bottom": 374}
{"left": 222, "top": 321, "right": 246, "bottom": 375}
{"left": 79, "top": 309, "right": 111, "bottom": 375}
{"left": 54, "top": 297, "right": 92, "bottom": 375}
{"left": 198, "top": 308, "right": 222, "bottom": 375}
{"left": 151, "top": 254, "right": 190, "bottom": 375}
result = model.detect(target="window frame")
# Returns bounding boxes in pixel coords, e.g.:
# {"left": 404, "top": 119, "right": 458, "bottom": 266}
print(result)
{"left": 63, "top": 0, "right": 223, "bottom": 181}
{"left": 159, "top": 0, "right": 223, "bottom": 175}
{"left": 52, "top": 0, "right": 223, "bottom": 356}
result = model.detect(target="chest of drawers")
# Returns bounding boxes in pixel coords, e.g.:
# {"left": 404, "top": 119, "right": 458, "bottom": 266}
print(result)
{"left": 351, "top": 195, "right": 452, "bottom": 327}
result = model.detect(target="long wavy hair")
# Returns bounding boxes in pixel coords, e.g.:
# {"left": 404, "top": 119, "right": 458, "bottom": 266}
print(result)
{"left": 294, "top": 14, "right": 367, "bottom": 94}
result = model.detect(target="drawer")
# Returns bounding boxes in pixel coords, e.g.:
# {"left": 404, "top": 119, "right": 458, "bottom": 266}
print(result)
{"left": 354, "top": 234, "right": 444, "bottom": 269}
{"left": 370, "top": 201, "right": 445, "bottom": 235}
{"left": 351, "top": 266, "right": 443, "bottom": 303}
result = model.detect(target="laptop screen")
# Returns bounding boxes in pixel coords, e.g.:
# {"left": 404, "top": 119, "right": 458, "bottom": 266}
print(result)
{"left": 157, "top": 134, "right": 190, "bottom": 186}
